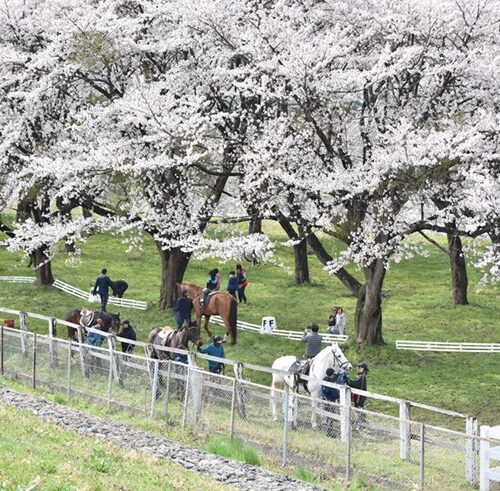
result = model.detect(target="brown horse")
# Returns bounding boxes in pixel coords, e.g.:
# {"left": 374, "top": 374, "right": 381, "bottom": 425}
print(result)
{"left": 146, "top": 323, "right": 202, "bottom": 360}
{"left": 65, "top": 308, "right": 121, "bottom": 340}
{"left": 177, "top": 282, "right": 237, "bottom": 345}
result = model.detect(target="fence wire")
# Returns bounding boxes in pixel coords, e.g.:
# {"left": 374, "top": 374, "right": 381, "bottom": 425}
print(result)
{"left": 0, "top": 327, "right": 485, "bottom": 490}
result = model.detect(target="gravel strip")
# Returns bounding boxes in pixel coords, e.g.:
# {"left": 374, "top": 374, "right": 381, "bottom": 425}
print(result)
{"left": 0, "top": 388, "right": 320, "bottom": 491}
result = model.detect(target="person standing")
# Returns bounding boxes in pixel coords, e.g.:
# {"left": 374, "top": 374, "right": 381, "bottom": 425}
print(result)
{"left": 301, "top": 323, "right": 323, "bottom": 358}
{"left": 198, "top": 336, "right": 225, "bottom": 374}
{"left": 227, "top": 271, "right": 238, "bottom": 298}
{"left": 347, "top": 362, "right": 369, "bottom": 429}
{"left": 236, "top": 264, "right": 248, "bottom": 304}
{"left": 92, "top": 268, "right": 113, "bottom": 312}
{"left": 322, "top": 367, "right": 340, "bottom": 437}
{"left": 119, "top": 320, "right": 137, "bottom": 354}
{"left": 174, "top": 288, "right": 194, "bottom": 329}
{"left": 335, "top": 307, "right": 347, "bottom": 335}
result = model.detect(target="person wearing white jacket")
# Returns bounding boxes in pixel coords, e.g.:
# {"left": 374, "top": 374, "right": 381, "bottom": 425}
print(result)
{"left": 335, "top": 307, "right": 347, "bottom": 335}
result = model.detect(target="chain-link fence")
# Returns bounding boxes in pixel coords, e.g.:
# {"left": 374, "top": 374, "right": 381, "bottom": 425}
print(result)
{"left": 0, "top": 325, "right": 488, "bottom": 490}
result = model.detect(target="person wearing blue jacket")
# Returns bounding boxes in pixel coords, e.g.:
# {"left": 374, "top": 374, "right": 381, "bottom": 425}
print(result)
{"left": 198, "top": 336, "right": 225, "bottom": 373}
{"left": 92, "top": 268, "right": 113, "bottom": 312}
{"left": 174, "top": 288, "right": 193, "bottom": 330}
{"left": 227, "top": 271, "right": 238, "bottom": 298}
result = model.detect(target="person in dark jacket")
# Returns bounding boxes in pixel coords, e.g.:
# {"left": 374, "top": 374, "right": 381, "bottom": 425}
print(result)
{"left": 227, "top": 271, "right": 238, "bottom": 298}
{"left": 198, "top": 336, "right": 225, "bottom": 373}
{"left": 236, "top": 264, "right": 248, "bottom": 304}
{"left": 201, "top": 270, "right": 218, "bottom": 306}
{"left": 301, "top": 324, "right": 323, "bottom": 358}
{"left": 174, "top": 288, "right": 193, "bottom": 329}
{"left": 322, "top": 367, "right": 340, "bottom": 437}
{"left": 119, "top": 320, "right": 137, "bottom": 353}
{"left": 92, "top": 268, "right": 113, "bottom": 312}
{"left": 347, "top": 362, "right": 368, "bottom": 408}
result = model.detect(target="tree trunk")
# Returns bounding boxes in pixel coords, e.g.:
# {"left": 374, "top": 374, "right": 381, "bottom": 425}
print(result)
{"left": 157, "top": 244, "right": 192, "bottom": 310}
{"left": 278, "top": 218, "right": 310, "bottom": 284}
{"left": 249, "top": 217, "right": 262, "bottom": 234}
{"left": 293, "top": 238, "right": 310, "bottom": 285}
{"left": 32, "top": 247, "right": 54, "bottom": 285}
{"left": 307, "top": 232, "right": 362, "bottom": 295}
{"left": 447, "top": 233, "right": 468, "bottom": 305}
{"left": 354, "top": 259, "right": 385, "bottom": 346}
{"left": 82, "top": 206, "right": 92, "bottom": 219}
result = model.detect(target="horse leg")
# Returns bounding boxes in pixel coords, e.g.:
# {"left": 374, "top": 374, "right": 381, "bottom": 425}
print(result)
{"left": 204, "top": 316, "right": 212, "bottom": 338}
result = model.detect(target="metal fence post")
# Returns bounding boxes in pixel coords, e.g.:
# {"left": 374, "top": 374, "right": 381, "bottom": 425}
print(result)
{"left": 341, "top": 385, "right": 352, "bottom": 442}
{"left": 20, "top": 312, "right": 28, "bottom": 357}
{"left": 182, "top": 364, "right": 192, "bottom": 430}
{"left": 77, "top": 327, "right": 87, "bottom": 377}
{"left": 164, "top": 360, "right": 172, "bottom": 419}
{"left": 400, "top": 400, "right": 411, "bottom": 460}
{"left": 150, "top": 359, "right": 159, "bottom": 418}
{"left": 32, "top": 333, "right": 37, "bottom": 389}
{"left": 345, "top": 397, "right": 352, "bottom": 482}
{"left": 420, "top": 423, "right": 425, "bottom": 489}
{"left": 229, "top": 378, "right": 237, "bottom": 438}
{"left": 0, "top": 323, "right": 4, "bottom": 376}
{"left": 107, "top": 342, "right": 114, "bottom": 410}
{"left": 67, "top": 341, "right": 72, "bottom": 398}
{"left": 466, "top": 416, "right": 478, "bottom": 485}
{"left": 283, "top": 387, "right": 289, "bottom": 466}
{"left": 48, "top": 318, "right": 59, "bottom": 368}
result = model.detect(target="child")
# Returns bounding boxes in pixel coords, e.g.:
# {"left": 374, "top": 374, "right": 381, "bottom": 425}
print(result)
{"left": 227, "top": 271, "right": 238, "bottom": 298}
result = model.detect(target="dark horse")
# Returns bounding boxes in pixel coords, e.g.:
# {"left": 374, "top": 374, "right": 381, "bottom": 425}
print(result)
{"left": 65, "top": 308, "right": 121, "bottom": 340}
{"left": 177, "top": 282, "right": 237, "bottom": 345}
{"left": 110, "top": 280, "right": 128, "bottom": 298}
{"left": 146, "top": 323, "right": 202, "bottom": 360}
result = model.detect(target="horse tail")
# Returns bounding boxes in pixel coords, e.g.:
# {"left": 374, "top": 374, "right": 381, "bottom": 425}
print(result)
{"left": 229, "top": 297, "right": 237, "bottom": 344}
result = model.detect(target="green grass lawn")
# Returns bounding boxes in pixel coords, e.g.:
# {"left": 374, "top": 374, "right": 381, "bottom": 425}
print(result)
{"left": 0, "top": 222, "right": 498, "bottom": 426}
{"left": 0, "top": 403, "right": 231, "bottom": 491}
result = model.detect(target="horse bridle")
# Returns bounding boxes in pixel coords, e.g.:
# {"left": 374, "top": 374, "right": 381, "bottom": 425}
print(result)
{"left": 330, "top": 345, "right": 351, "bottom": 372}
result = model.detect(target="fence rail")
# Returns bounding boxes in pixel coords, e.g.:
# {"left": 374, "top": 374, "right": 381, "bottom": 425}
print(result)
{"left": 52, "top": 279, "right": 148, "bottom": 310}
{"left": 0, "top": 321, "right": 485, "bottom": 490}
{"left": 210, "top": 315, "right": 349, "bottom": 345}
{"left": 396, "top": 340, "right": 500, "bottom": 353}
{"left": 0, "top": 276, "right": 36, "bottom": 283}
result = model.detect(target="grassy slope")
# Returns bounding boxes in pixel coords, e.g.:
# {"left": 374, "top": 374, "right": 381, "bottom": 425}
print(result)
{"left": 0, "top": 403, "right": 230, "bottom": 491}
{"left": 0, "top": 223, "right": 498, "bottom": 425}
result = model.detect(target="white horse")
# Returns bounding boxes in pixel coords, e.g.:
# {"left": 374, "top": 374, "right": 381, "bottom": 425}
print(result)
{"left": 271, "top": 344, "right": 352, "bottom": 429}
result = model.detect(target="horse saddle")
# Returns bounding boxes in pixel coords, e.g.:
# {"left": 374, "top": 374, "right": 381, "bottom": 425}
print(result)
{"left": 290, "top": 358, "right": 311, "bottom": 394}
{"left": 156, "top": 326, "right": 175, "bottom": 346}
{"left": 79, "top": 309, "right": 94, "bottom": 328}
{"left": 201, "top": 290, "right": 223, "bottom": 310}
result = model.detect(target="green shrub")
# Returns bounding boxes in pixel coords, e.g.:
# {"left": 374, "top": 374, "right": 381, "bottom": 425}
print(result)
{"left": 53, "top": 394, "right": 67, "bottom": 405}
{"left": 295, "top": 467, "right": 316, "bottom": 483}
{"left": 203, "top": 435, "right": 262, "bottom": 466}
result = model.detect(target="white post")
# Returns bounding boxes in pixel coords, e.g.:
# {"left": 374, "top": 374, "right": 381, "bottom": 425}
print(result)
{"left": 283, "top": 387, "right": 289, "bottom": 466}
{"left": 150, "top": 359, "right": 159, "bottom": 418}
{"left": 420, "top": 423, "right": 425, "bottom": 489}
{"left": 229, "top": 378, "right": 237, "bottom": 438}
{"left": 480, "top": 425, "right": 490, "bottom": 491}
{"left": 48, "top": 318, "right": 59, "bottom": 368}
{"left": 107, "top": 341, "right": 114, "bottom": 410}
{"left": 466, "top": 416, "right": 478, "bottom": 485}
{"left": 345, "top": 397, "right": 352, "bottom": 482}
{"left": 400, "top": 401, "right": 411, "bottom": 461}
{"left": 67, "top": 341, "right": 72, "bottom": 398}
{"left": 182, "top": 364, "right": 192, "bottom": 430}
{"left": 164, "top": 360, "right": 172, "bottom": 419}
{"left": 19, "top": 312, "right": 28, "bottom": 357}
{"left": 340, "top": 385, "right": 352, "bottom": 442}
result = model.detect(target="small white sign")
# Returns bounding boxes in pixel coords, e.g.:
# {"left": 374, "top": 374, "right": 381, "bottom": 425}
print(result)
{"left": 260, "top": 316, "right": 277, "bottom": 334}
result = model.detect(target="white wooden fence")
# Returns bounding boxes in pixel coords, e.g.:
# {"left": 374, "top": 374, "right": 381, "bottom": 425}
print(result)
{"left": 210, "top": 316, "right": 348, "bottom": 345}
{"left": 480, "top": 425, "right": 500, "bottom": 490}
{"left": 396, "top": 340, "right": 500, "bottom": 353}
{"left": 0, "top": 276, "right": 148, "bottom": 310}
{"left": 0, "top": 305, "right": 480, "bottom": 487}
{"left": 0, "top": 276, "right": 36, "bottom": 283}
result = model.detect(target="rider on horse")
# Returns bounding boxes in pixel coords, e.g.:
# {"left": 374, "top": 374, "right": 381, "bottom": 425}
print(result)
{"left": 201, "top": 269, "right": 219, "bottom": 307}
